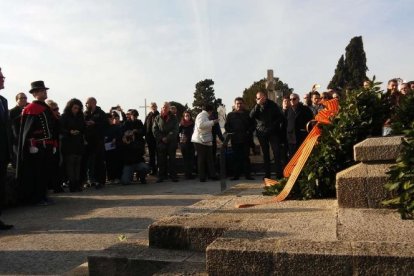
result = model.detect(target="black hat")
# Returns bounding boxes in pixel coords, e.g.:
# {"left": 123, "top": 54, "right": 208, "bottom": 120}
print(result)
{"left": 29, "top": 80, "right": 49, "bottom": 93}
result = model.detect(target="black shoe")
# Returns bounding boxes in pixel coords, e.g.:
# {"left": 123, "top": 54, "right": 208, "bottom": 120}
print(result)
{"left": 0, "top": 221, "right": 13, "bottom": 230}
{"left": 156, "top": 178, "right": 164, "bottom": 183}
{"left": 209, "top": 176, "right": 219, "bottom": 181}
{"left": 185, "top": 175, "right": 195, "bottom": 180}
{"left": 171, "top": 177, "right": 179, "bottom": 182}
{"left": 140, "top": 179, "right": 147, "bottom": 184}
{"left": 230, "top": 177, "right": 239, "bottom": 181}
{"left": 200, "top": 178, "right": 206, "bottom": 182}
{"left": 245, "top": 176, "right": 255, "bottom": 180}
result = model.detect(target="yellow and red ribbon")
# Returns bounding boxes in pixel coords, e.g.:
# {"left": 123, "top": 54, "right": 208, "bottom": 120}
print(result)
{"left": 236, "top": 99, "right": 339, "bottom": 208}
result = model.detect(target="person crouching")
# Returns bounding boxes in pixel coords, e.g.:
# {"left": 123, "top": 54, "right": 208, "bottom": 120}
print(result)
{"left": 120, "top": 130, "right": 149, "bottom": 185}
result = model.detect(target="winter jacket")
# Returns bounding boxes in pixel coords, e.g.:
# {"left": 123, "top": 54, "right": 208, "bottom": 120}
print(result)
{"left": 225, "top": 110, "right": 255, "bottom": 144}
{"left": 191, "top": 110, "right": 215, "bottom": 146}
{"left": 152, "top": 112, "right": 179, "bottom": 144}
{"left": 250, "top": 99, "right": 284, "bottom": 138}
{"left": 60, "top": 113, "right": 85, "bottom": 155}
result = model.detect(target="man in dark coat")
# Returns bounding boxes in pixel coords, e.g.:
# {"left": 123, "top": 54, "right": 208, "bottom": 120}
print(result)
{"left": 286, "top": 93, "right": 314, "bottom": 158}
{"left": 84, "top": 97, "right": 108, "bottom": 189}
{"left": 0, "top": 67, "right": 13, "bottom": 229}
{"left": 153, "top": 102, "right": 179, "bottom": 182}
{"left": 225, "top": 97, "right": 255, "bottom": 180}
{"left": 144, "top": 102, "right": 159, "bottom": 175}
{"left": 9, "top": 92, "right": 28, "bottom": 167}
{"left": 250, "top": 90, "right": 284, "bottom": 179}
{"left": 16, "top": 81, "right": 59, "bottom": 206}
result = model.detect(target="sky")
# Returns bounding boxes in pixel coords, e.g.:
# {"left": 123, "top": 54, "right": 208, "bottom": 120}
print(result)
{"left": 1, "top": 0, "right": 413, "bottom": 116}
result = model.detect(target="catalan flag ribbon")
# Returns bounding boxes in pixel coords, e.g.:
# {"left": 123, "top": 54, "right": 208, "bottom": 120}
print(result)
{"left": 236, "top": 99, "right": 339, "bottom": 208}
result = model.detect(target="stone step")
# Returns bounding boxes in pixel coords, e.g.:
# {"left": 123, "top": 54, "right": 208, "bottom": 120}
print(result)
{"left": 336, "top": 162, "right": 392, "bottom": 208}
{"left": 353, "top": 136, "right": 403, "bottom": 162}
{"left": 87, "top": 237, "right": 206, "bottom": 276}
{"left": 206, "top": 238, "right": 414, "bottom": 275}
{"left": 88, "top": 181, "right": 414, "bottom": 275}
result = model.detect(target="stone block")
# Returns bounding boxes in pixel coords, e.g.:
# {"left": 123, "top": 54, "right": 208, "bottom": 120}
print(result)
{"left": 273, "top": 240, "right": 353, "bottom": 276}
{"left": 336, "top": 163, "right": 391, "bottom": 208}
{"left": 206, "top": 238, "right": 276, "bottom": 276}
{"left": 207, "top": 238, "right": 414, "bottom": 275}
{"left": 149, "top": 224, "right": 190, "bottom": 250}
{"left": 354, "top": 136, "right": 403, "bottom": 162}
{"left": 88, "top": 255, "right": 173, "bottom": 276}
{"left": 351, "top": 241, "right": 414, "bottom": 276}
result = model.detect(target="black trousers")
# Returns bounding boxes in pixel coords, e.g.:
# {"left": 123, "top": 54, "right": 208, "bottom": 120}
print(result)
{"left": 194, "top": 143, "right": 216, "bottom": 180}
{"left": 65, "top": 154, "right": 82, "bottom": 190}
{"left": 157, "top": 142, "right": 177, "bottom": 179}
{"left": 19, "top": 146, "right": 56, "bottom": 203}
{"left": 180, "top": 142, "right": 195, "bottom": 178}
{"left": 257, "top": 135, "right": 283, "bottom": 179}
{"left": 85, "top": 140, "right": 106, "bottom": 185}
{"left": 0, "top": 160, "right": 7, "bottom": 215}
{"left": 105, "top": 149, "right": 123, "bottom": 181}
{"left": 231, "top": 142, "right": 251, "bottom": 178}
{"left": 147, "top": 138, "right": 157, "bottom": 173}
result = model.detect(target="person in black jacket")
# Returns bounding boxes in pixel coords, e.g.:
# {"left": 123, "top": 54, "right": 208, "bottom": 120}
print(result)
{"left": 286, "top": 93, "right": 314, "bottom": 158}
{"left": 144, "top": 102, "right": 159, "bottom": 175}
{"left": 104, "top": 112, "right": 123, "bottom": 183}
{"left": 179, "top": 111, "right": 195, "bottom": 179}
{"left": 152, "top": 102, "right": 179, "bottom": 183}
{"left": 225, "top": 97, "right": 255, "bottom": 180}
{"left": 120, "top": 130, "right": 149, "bottom": 184}
{"left": 16, "top": 81, "right": 59, "bottom": 205}
{"left": 0, "top": 67, "right": 13, "bottom": 230}
{"left": 60, "top": 98, "right": 85, "bottom": 192}
{"left": 84, "top": 97, "right": 108, "bottom": 189}
{"left": 250, "top": 90, "right": 284, "bottom": 179}
{"left": 9, "top": 92, "right": 28, "bottom": 168}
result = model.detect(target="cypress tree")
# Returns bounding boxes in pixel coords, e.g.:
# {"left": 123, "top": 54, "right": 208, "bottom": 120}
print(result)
{"left": 328, "top": 55, "right": 347, "bottom": 90}
{"left": 344, "top": 36, "right": 368, "bottom": 90}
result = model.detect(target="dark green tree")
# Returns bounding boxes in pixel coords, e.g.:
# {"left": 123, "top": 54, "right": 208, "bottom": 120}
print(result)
{"left": 344, "top": 36, "right": 368, "bottom": 90}
{"left": 242, "top": 78, "right": 293, "bottom": 110}
{"left": 192, "top": 79, "right": 216, "bottom": 115}
{"left": 328, "top": 55, "right": 347, "bottom": 90}
{"left": 328, "top": 36, "right": 368, "bottom": 92}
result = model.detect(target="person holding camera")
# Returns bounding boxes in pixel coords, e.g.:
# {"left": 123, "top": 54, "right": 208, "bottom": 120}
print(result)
{"left": 120, "top": 130, "right": 149, "bottom": 185}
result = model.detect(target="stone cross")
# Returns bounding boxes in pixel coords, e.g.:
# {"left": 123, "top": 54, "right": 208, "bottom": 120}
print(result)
{"left": 266, "top": 69, "right": 283, "bottom": 106}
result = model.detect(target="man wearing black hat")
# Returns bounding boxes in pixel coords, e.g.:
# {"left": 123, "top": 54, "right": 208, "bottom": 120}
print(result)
{"left": 0, "top": 67, "right": 14, "bottom": 230}
{"left": 16, "top": 80, "right": 59, "bottom": 205}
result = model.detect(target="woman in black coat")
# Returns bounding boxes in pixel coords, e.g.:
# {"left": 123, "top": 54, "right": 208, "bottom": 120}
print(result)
{"left": 60, "top": 98, "right": 85, "bottom": 192}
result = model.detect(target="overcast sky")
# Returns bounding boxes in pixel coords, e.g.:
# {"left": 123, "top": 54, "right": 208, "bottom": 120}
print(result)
{"left": 1, "top": 0, "right": 413, "bottom": 115}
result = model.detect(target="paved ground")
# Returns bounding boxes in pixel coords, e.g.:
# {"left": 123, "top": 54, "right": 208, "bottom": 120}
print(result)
{"left": 0, "top": 176, "right": 243, "bottom": 275}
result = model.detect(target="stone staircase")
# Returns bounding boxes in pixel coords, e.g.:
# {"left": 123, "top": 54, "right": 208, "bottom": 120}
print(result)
{"left": 86, "top": 136, "right": 414, "bottom": 275}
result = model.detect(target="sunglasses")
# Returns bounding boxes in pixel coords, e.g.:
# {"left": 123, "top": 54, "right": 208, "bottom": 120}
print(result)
{"left": 289, "top": 98, "right": 298, "bottom": 101}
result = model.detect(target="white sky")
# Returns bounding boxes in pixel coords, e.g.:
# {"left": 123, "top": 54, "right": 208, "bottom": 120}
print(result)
{"left": 1, "top": 0, "right": 413, "bottom": 115}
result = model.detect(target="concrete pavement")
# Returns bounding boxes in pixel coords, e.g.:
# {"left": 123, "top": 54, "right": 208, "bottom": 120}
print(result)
{"left": 0, "top": 176, "right": 241, "bottom": 275}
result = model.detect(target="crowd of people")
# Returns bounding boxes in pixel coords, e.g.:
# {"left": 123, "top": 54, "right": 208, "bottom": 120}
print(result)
{"left": 0, "top": 65, "right": 413, "bottom": 230}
